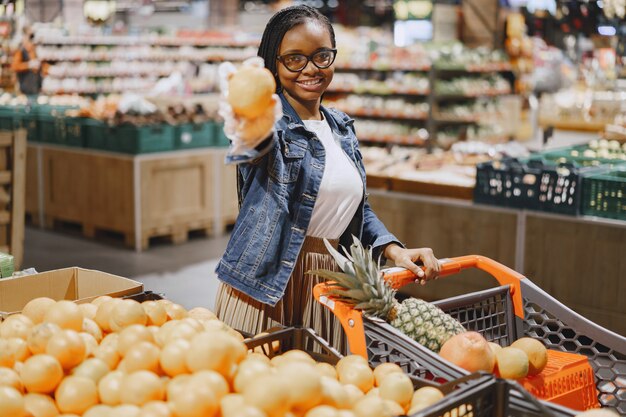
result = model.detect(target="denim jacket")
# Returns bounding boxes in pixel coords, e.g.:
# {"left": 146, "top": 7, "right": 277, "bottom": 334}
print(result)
{"left": 216, "top": 93, "right": 401, "bottom": 306}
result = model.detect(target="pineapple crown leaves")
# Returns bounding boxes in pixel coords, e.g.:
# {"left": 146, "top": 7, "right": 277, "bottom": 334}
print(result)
{"left": 307, "top": 236, "right": 397, "bottom": 319}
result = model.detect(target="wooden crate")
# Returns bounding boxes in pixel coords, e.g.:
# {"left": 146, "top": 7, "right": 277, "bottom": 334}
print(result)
{"left": 26, "top": 145, "right": 238, "bottom": 251}
{"left": 0, "top": 130, "right": 26, "bottom": 269}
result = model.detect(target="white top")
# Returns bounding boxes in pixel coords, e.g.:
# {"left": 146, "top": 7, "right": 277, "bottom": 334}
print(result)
{"left": 303, "top": 117, "right": 363, "bottom": 239}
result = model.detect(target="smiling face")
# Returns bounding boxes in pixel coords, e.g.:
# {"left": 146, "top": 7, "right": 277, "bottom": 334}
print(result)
{"left": 277, "top": 19, "right": 335, "bottom": 120}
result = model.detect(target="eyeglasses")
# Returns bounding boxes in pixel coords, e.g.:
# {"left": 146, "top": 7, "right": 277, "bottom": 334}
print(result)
{"left": 277, "top": 48, "right": 337, "bottom": 72}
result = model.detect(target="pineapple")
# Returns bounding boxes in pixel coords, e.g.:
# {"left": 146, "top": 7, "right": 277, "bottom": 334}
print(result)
{"left": 310, "top": 236, "right": 465, "bottom": 353}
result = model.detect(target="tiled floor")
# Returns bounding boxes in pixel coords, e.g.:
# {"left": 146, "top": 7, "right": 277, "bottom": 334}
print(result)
{"left": 22, "top": 226, "right": 230, "bottom": 310}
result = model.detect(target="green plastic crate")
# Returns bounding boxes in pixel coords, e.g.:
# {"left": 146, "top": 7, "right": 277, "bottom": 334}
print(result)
{"left": 0, "top": 106, "right": 26, "bottom": 131}
{"left": 581, "top": 166, "right": 626, "bottom": 221}
{"left": 61, "top": 117, "right": 88, "bottom": 148}
{"left": 38, "top": 114, "right": 64, "bottom": 144}
{"left": 213, "top": 122, "right": 230, "bottom": 147}
{"left": 84, "top": 119, "right": 112, "bottom": 151}
{"left": 175, "top": 122, "right": 213, "bottom": 149}
{"left": 114, "top": 124, "right": 175, "bottom": 154}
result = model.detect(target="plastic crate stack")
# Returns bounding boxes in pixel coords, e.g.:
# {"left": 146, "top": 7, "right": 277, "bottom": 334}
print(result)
{"left": 474, "top": 142, "right": 626, "bottom": 220}
{"left": 0, "top": 103, "right": 230, "bottom": 154}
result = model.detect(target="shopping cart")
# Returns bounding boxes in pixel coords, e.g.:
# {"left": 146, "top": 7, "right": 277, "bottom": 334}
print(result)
{"left": 314, "top": 255, "right": 625, "bottom": 415}
{"left": 244, "top": 327, "right": 563, "bottom": 417}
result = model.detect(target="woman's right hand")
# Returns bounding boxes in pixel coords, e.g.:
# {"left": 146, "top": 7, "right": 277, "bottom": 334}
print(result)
{"left": 218, "top": 58, "right": 282, "bottom": 152}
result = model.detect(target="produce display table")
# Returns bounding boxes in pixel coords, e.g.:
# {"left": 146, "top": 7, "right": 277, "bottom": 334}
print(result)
{"left": 26, "top": 144, "right": 238, "bottom": 251}
{"left": 368, "top": 188, "right": 626, "bottom": 336}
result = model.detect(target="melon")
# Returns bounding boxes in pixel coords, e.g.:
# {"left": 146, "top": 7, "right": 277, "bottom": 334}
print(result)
{"left": 495, "top": 347, "right": 529, "bottom": 379}
{"left": 439, "top": 332, "right": 495, "bottom": 373}
{"left": 510, "top": 337, "right": 548, "bottom": 376}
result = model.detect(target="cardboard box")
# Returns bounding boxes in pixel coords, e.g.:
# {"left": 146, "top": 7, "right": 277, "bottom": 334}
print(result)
{"left": 0, "top": 267, "right": 143, "bottom": 317}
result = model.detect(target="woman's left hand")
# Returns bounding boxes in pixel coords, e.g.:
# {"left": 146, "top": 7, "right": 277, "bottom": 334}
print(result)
{"left": 383, "top": 244, "right": 441, "bottom": 284}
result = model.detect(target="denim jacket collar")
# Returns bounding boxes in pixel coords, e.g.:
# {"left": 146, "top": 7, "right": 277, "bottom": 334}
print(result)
{"left": 278, "top": 93, "right": 354, "bottom": 137}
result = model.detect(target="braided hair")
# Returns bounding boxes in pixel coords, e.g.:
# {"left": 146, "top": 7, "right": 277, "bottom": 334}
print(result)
{"left": 258, "top": 5, "right": 336, "bottom": 92}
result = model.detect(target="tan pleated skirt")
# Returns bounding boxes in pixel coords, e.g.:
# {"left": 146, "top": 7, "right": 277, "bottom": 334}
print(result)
{"left": 214, "top": 236, "right": 348, "bottom": 354}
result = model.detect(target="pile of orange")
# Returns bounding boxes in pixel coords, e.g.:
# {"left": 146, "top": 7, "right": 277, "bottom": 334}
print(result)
{"left": 0, "top": 295, "right": 453, "bottom": 417}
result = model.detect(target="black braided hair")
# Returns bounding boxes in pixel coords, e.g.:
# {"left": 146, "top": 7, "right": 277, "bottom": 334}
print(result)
{"left": 258, "top": 5, "right": 336, "bottom": 92}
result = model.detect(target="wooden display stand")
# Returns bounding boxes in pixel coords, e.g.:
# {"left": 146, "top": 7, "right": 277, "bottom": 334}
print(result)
{"left": 26, "top": 144, "right": 238, "bottom": 251}
{"left": 0, "top": 130, "right": 26, "bottom": 269}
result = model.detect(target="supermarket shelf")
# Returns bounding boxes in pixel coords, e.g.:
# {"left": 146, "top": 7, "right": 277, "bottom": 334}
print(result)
{"left": 433, "top": 64, "right": 513, "bottom": 73}
{"left": 338, "top": 108, "right": 429, "bottom": 121}
{"left": 46, "top": 70, "right": 174, "bottom": 78}
{"left": 434, "top": 90, "right": 512, "bottom": 100}
{"left": 326, "top": 87, "right": 430, "bottom": 97}
{"left": 335, "top": 64, "right": 431, "bottom": 72}
{"left": 38, "top": 55, "right": 252, "bottom": 63}
{"left": 433, "top": 115, "right": 480, "bottom": 124}
{"left": 36, "top": 37, "right": 259, "bottom": 48}
{"left": 358, "top": 135, "right": 427, "bottom": 146}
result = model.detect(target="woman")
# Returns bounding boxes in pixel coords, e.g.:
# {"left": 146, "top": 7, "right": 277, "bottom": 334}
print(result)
{"left": 11, "top": 27, "right": 43, "bottom": 95}
{"left": 215, "top": 5, "right": 440, "bottom": 352}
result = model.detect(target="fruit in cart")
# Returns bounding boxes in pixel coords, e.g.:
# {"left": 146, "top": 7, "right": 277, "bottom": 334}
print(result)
{"left": 488, "top": 341, "right": 502, "bottom": 355}
{"left": 373, "top": 362, "right": 403, "bottom": 387}
{"left": 338, "top": 363, "right": 375, "bottom": 393}
{"left": 228, "top": 65, "right": 276, "bottom": 119}
{"left": 352, "top": 395, "right": 396, "bottom": 417}
{"left": 378, "top": 372, "right": 413, "bottom": 409}
{"left": 0, "top": 385, "right": 26, "bottom": 417}
{"left": 311, "top": 237, "right": 465, "bottom": 353}
{"left": 20, "top": 354, "right": 64, "bottom": 394}
{"left": 494, "top": 347, "right": 529, "bottom": 379}
{"left": 22, "top": 298, "right": 57, "bottom": 325}
{"left": 409, "top": 386, "right": 444, "bottom": 413}
{"left": 439, "top": 331, "right": 495, "bottom": 373}
{"left": 336, "top": 355, "right": 369, "bottom": 373}
{"left": 510, "top": 337, "right": 547, "bottom": 376}
{"left": 382, "top": 399, "right": 404, "bottom": 416}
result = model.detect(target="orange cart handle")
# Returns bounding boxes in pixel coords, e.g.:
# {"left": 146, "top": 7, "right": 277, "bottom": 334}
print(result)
{"left": 382, "top": 255, "right": 525, "bottom": 319}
